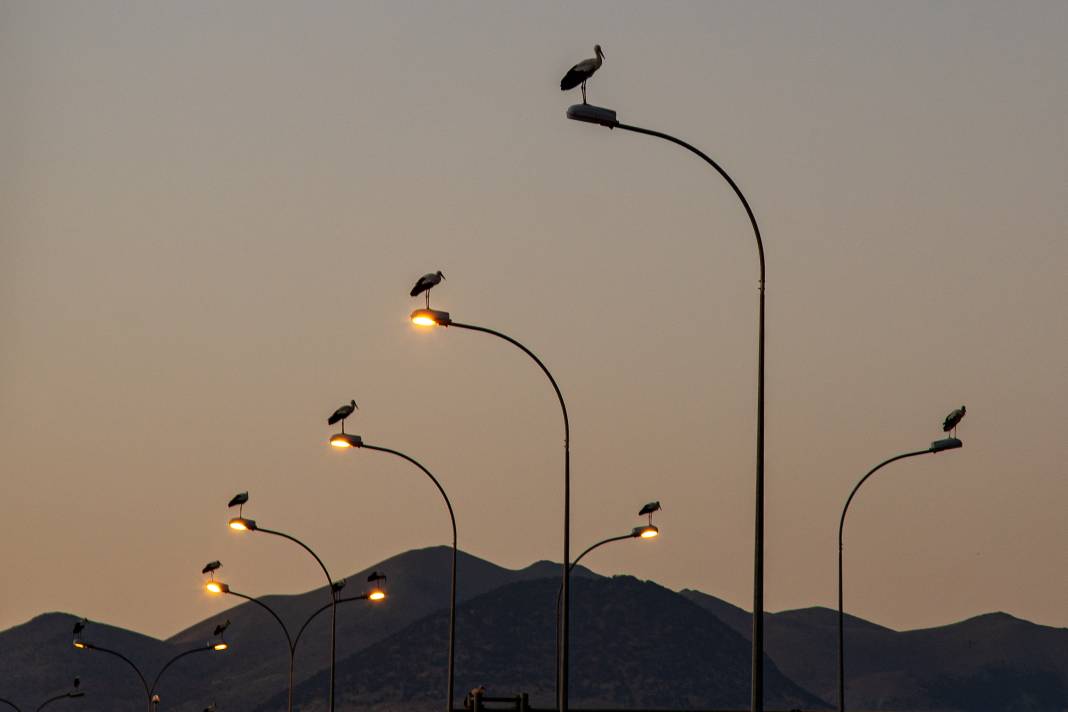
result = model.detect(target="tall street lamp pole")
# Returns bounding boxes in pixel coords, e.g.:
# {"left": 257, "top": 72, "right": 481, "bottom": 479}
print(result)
{"left": 566, "top": 102, "right": 766, "bottom": 711}
{"left": 410, "top": 307, "right": 570, "bottom": 712}
{"left": 227, "top": 515, "right": 340, "bottom": 712}
{"left": 329, "top": 433, "right": 457, "bottom": 712}
{"left": 555, "top": 522, "right": 660, "bottom": 700}
{"left": 837, "top": 436, "right": 963, "bottom": 712}
{"left": 0, "top": 688, "right": 85, "bottom": 712}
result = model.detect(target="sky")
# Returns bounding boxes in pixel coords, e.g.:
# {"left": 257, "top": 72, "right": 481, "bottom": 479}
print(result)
{"left": 1, "top": 1, "right": 1065, "bottom": 640}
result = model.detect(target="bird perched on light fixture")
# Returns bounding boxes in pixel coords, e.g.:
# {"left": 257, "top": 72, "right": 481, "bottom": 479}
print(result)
{"left": 367, "top": 570, "right": 387, "bottom": 584}
{"left": 213, "top": 620, "right": 230, "bottom": 637}
{"left": 410, "top": 271, "right": 445, "bottom": 309}
{"left": 328, "top": 400, "right": 358, "bottom": 434}
{"left": 561, "top": 44, "right": 605, "bottom": 105}
{"left": 638, "top": 501, "right": 661, "bottom": 526}
{"left": 202, "top": 560, "right": 222, "bottom": 577}
{"left": 72, "top": 618, "right": 88, "bottom": 637}
{"left": 942, "top": 405, "right": 966, "bottom": 437}
{"left": 227, "top": 492, "right": 249, "bottom": 518}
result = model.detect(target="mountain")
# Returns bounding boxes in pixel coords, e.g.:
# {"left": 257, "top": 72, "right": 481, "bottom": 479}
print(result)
{"left": 4, "top": 548, "right": 1065, "bottom": 712}
{"left": 681, "top": 591, "right": 1068, "bottom": 712}
{"left": 272, "top": 575, "right": 826, "bottom": 712}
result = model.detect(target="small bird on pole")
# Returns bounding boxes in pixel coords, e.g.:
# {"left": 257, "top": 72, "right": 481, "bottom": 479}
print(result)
{"left": 942, "top": 405, "right": 966, "bottom": 437}
{"left": 638, "top": 501, "right": 661, "bottom": 526}
{"left": 227, "top": 492, "right": 248, "bottom": 517}
{"left": 560, "top": 44, "right": 605, "bottom": 105}
{"left": 328, "top": 400, "right": 358, "bottom": 434}
{"left": 410, "top": 271, "right": 445, "bottom": 309}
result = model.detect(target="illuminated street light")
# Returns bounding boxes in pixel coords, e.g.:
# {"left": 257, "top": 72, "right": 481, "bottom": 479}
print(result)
{"left": 330, "top": 432, "right": 455, "bottom": 712}
{"left": 409, "top": 304, "right": 571, "bottom": 712}
{"left": 72, "top": 619, "right": 228, "bottom": 712}
{"left": 223, "top": 495, "right": 344, "bottom": 712}
{"left": 554, "top": 504, "right": 662, "bottom": 700}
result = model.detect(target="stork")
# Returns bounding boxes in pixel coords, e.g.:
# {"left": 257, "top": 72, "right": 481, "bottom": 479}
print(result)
{"left": 367, "top": 570, "right": 387, "bottom": 584}
{"left": 328, "top": 399, "right": 358, "bottom": 435}
{"left": 638, "top": 500, "right": 661, "bottom": 526}
{"left": 560, "top": 44, "right": 605, "bottom": 105}
{"left": 227, "top": 491, "right": 248, "bottom": 517}
{"left": 213, "top": 619, "right": 230, "bottom": 637}
{"left": 942, "top": 405, "right": 966, "bottom": 437}
{"left": 410, "top": 271, "right": 445, "bottom": 309}
{"left": 202, "top": 560, "right": 222, "bottom": 576}
{"left": 72, "top": 618, "right": 87, "bottom": 636}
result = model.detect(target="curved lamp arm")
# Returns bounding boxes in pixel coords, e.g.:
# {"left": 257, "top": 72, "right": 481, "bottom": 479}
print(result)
{"left": 569, "top": 103, "right": 766, "bottom": 712}
{"left": 253, "top": 527, "right": 335, "bottom": 590}
{"left": 149, "top": 645, "right": 214, "bottom": 699}
{"left": 224, "top": 589, "right": 294, "bottom": 652}
{"left": 291, "top": 594, "right": 372, "bottom": 653}
{"left": 35, "top": 692, "right": 84, "bottom": 712}
{"left": 357, "top": 443, "right": 457, "bottom": 712}
{"left": 445, "top": 319, "right": 572, "bottom": 712}
{"left": 78, "top": 643, "right": 149, "bottom": 700}
{"left": 837, "top": 437, "right": 962, "bottom": 712}
{"left": 0, "top": 698, "right": 21, "bottom": 712}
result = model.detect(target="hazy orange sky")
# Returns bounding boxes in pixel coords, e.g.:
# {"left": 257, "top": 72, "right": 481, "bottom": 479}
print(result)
{"left": 2, "top": 1, "right": 1065, "bottom": 639}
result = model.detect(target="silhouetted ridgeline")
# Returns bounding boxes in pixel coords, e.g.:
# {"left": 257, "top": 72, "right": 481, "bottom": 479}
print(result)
{"left": 2, "top": 547, "right": 1065, "bottom": 711}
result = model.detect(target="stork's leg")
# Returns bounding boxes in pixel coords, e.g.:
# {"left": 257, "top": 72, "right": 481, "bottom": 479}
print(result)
{"left": 425, "top": 291, "right": 430, "bottom": 309}
{"left": 581, "top": 82, "right": 587, "bottom": 104}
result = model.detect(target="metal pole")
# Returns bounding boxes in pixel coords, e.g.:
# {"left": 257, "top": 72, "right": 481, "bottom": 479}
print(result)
{"left": 555, "top": 533, "right": 635, "bottom": 700}
{"left": 79, "top": 643, "right": 150, "bottom": 710}
{"left": 255, "top": 526, "right": 336, "bottom": 712}
{"left": 358, "top": 443, "right": 458, "bottom": 712}
{"left": 446, "top": 320, "right": 570, "bottom": 712}
{"left": 836, "top": 447, "right": 933, "bottom": 712}
{"left": 223, "top": 589, "right": 296, "bottom": 712}
{"left": 608, "top": 120, "right": 767, "bottom": 712}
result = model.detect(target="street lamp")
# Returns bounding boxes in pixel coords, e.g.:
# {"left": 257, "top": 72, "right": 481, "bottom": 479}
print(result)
{"left": 410, "top": 305, "right": 572, "bottom": 712}
{"left": 203, "top": 567, "right": 385, "bottom": 712}
{"left": 837, "top": 435, "right": 963, "bottom": 712}
{"left": 225, "top": 495, "right": 344, "bottom": 712}
{"left": 73, "top": 622, "right": 228, "bottom": 712}
{"left": 329, "top": 431, "right": 457, "bottom": 712}
{"left": 555, "top": 508, "right": 661, "bottom": 700}
{"left": 0, "top": 680, "right": 85, "bottom": 712}
{"left": 567, "top": 101, "right": 768, "bottom": 712}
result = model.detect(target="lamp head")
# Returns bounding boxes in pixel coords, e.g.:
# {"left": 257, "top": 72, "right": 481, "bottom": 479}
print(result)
{"left": 228, "top": 517, "right": 256, "bottom": 532}
{"left": 330, "top": 433, "right": 363, "bottom": 449}
{"left": 212, "top": 642, "right": 229, "bottom": 652}
{"left": 368, "top": 588, "right": 386, "bottom": 602}
{"left": 930, "top": 437, "right": 963, "bottom": 453}
{"left": 634, "top": 525, "right": 660, "bottom": 539}
{"left": 410, "top": 308, "right": 451, "bottom": 327}
{"left": 566, "top": 103, "right": 618, "bottom": 128}
{"left": 73, "top": 640, "right": 87, "bottom": 649}
{"left": 205, "top": 580, "right": 230, "bottom": 594}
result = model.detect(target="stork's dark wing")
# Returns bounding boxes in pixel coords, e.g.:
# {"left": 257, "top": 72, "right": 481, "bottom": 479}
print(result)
{"left": 227, "top": 492, "right": 248, "bottom": 508}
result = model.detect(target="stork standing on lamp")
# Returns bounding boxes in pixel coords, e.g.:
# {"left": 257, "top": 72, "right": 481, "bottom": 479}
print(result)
{"left": 328, "top": 401, "right": 358, "bottom": 434}
{"left": 410, "top": 271, "right": 445, "bottom": 309}
{"left": 560, "top": 45, "right": 605, "bottom": 105}
{"left": 942, "top": 406, "right": 966, "bottom": 438}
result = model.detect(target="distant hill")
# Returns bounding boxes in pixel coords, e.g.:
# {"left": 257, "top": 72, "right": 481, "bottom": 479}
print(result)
{"left": 681, "top": 591, "right": 1068, "bottom": 712}
{"left": 273, "top": 575, "right": 826, "bottom": 712}
{"left": 3, "top": 548, "right": 1065, "bottom": 712}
